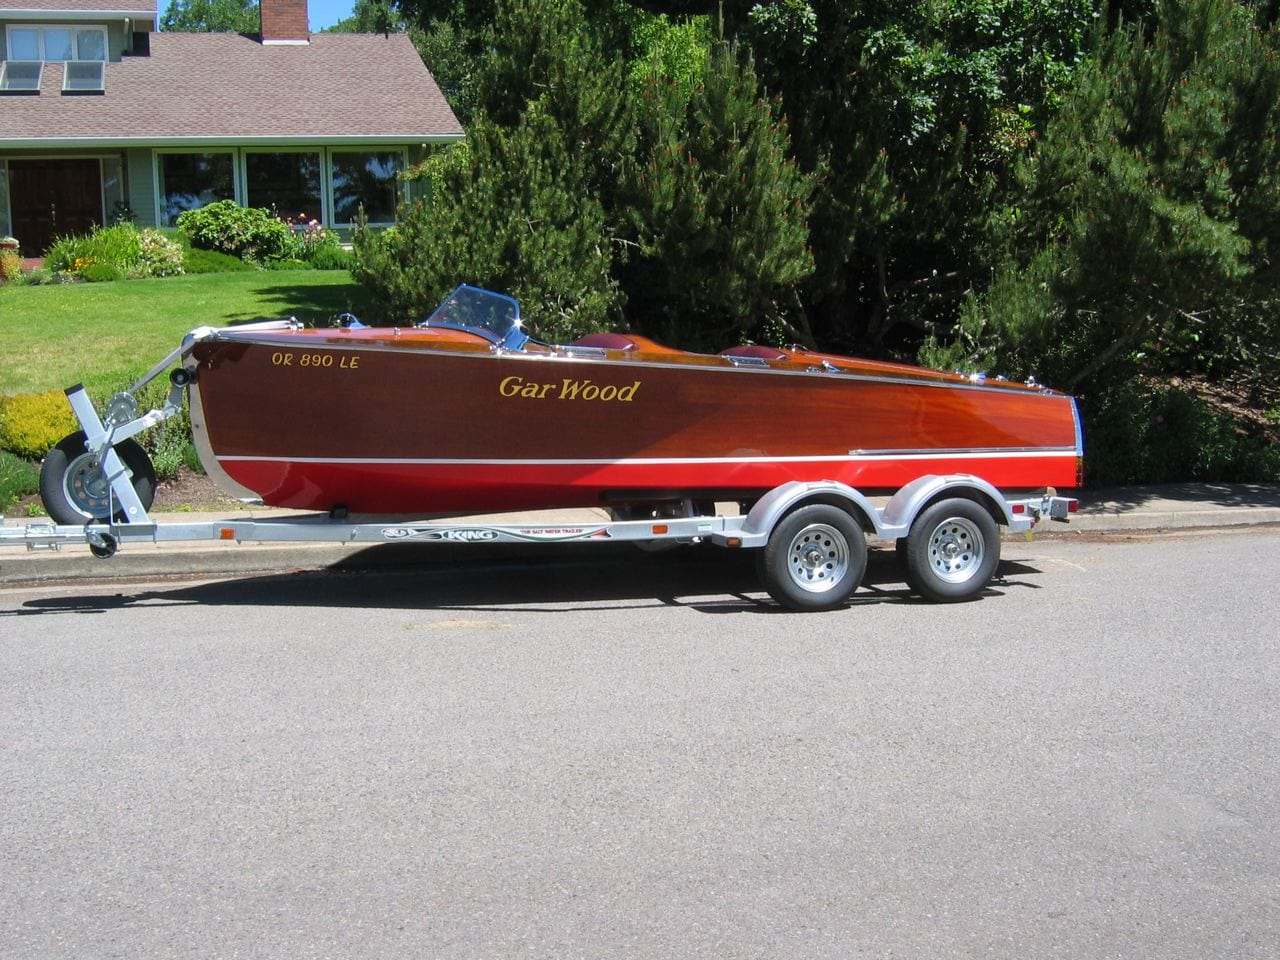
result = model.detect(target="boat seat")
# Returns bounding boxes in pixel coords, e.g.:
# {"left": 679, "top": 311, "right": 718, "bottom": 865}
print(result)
{"left": 569, "top": 333, "right": 638, "bottom": 352}
{"left": 719, "top": 345, "right": 790, "bottom": 362}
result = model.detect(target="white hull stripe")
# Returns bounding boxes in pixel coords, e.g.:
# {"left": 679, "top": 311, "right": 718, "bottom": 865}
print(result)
{"left": 217, "top": 449, "right": 1080, "bottom": 467}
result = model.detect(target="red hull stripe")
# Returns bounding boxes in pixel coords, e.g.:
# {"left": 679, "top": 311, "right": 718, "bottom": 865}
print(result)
{"left": 215, "top": 450, "right": 1082, "bottom": 513}
{"left": 218, "top": 450, "right": 1079, "bottom": 466}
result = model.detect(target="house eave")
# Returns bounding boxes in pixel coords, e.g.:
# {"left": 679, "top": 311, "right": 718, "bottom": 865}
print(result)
{"left": 0, "top": 133, "right": 465, "bottom": 150}
{"left": 0, "top": 9, "right": 154, "bottom": 20}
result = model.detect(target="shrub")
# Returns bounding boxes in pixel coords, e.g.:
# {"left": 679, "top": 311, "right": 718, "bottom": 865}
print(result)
{"left": 42, "top": 223, "right": 184, "bottom": 281}
{"left": 280, "top": 215, "right": 346, "bottom": 266}
{"left": 92, "top": 376, "right": 204, "bottom": 481}
{"left": 264, "top": 258, "right": 312, "bottom": 271}
{"left": 79, "top": 261, "right": 125, "bottom": 283}
{"left": 181, "top": 246, "right": 256, "bottom": 274}
{"left": 0, "top": 390, "right": 77, "bottom": 459}
{"left": 5, "top": 264, "right": 52, "bottom": 286}
{"left": 149, "top": 415, "right": 202, "bottom": 480}
{"left": 45, "top": 223, "right": 141, "bottom": 275}
{"left": 0, "top": 252, "right": 19, "bottom": 285}
{"left": 177, "top": 200, "right": 294, "bottom": 263}
{"left": 1082, "top": 381, "right": 1280, "bottom": 487}
{"left": 138, "top": 229, "right": 186, "bottom": 277}
{"left": 0, "top": 450, "right": 40, "bottom": 513}
{"left": 307, "top": 244, "right": 353, "bottom": 271}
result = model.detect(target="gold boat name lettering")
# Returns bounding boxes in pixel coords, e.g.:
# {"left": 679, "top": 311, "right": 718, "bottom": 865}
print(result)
{"left": 271, "top": 351, "right": 360, "bottom": 370}
{"left": 499, "top": 376, "right": 641, "bottom": 402}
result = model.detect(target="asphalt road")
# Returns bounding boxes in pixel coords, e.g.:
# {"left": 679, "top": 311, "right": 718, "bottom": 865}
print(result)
{"left": 2, "top": 528, "right": 1277, "bottom": 959}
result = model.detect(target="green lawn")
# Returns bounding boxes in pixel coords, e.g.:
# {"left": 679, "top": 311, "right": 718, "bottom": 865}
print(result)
{"left": 0, "top": 271, "right": 379, "bottom": 397}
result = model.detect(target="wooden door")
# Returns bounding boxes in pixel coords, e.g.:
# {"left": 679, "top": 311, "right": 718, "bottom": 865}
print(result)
{"left": 8, "top": 159, "right": 102, "bottom": 256}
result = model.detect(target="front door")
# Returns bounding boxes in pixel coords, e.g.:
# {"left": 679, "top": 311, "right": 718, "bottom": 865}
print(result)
{"left": 8, "top": 159, "right": 102, "bottom": 256}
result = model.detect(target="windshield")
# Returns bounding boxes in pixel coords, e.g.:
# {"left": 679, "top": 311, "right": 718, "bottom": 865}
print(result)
{"left": 420, "top": 285, "right": 526, "bottom": 348}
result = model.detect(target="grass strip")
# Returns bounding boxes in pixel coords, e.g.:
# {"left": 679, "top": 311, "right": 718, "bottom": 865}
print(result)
{"left": 1, "top": 271, "right": 377, "bottom": 397}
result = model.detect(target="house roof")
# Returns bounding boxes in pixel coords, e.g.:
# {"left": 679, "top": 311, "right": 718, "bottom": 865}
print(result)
{"left": 0, "top": 0, "right": 154, "bottom": 14}
{"left": 0, "top": 31, "right": 463, "bottom": 147}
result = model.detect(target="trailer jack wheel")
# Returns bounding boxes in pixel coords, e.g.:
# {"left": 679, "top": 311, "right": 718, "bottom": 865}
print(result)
{"left": 758, "top": 503, "right": 866, "bottom": 611}
{"left": 88, "top": 534, "right": 118, "bottom": 560}
{"left": 39, "top": 431, "right": 156, "bottom": 525}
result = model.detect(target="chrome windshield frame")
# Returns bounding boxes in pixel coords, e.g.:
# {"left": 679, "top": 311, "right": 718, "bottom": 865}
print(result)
{"left": 416, "top": 285, "right": 528, "bottom": 350}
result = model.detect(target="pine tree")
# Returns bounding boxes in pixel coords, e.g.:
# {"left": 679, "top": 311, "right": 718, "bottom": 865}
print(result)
{"left": 928, "top": 0, "right": 1280, "bottom": 399}
{"left": 358, "top": 0, "right": 816, "bottom": 348}
{"left": 352, "top": 108, "right": 619, "bottom": 341}
{"left": 623, "top": 41, "right": 816, "bottom": 349}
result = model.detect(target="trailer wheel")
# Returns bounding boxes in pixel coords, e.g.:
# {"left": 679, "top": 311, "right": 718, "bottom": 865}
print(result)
{"left": 903, "top": 497, "right": 1000, "bottom": 603}
{"left": 39, "top": 431, "right": 156, "bottom": 524}
{"left": 758, "top": 503, "right": 866, "bottom": 611}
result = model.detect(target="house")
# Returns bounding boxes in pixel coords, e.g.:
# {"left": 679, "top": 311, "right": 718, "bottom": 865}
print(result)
{"left": 0, "top": 0, "right": 463, "bottom": 255}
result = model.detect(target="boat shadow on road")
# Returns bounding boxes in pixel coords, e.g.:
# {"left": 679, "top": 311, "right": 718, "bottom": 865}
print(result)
{"left": 7, "top": 544, "right": 1054, "bottom": 617}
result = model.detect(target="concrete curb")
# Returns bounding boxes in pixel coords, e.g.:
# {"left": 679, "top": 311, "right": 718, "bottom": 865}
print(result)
{"left": 3, "top": 484, "right": 1278, "bottom": 585}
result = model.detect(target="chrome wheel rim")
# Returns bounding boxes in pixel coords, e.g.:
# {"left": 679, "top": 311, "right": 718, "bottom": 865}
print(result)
{"left": 927, "top": 516, "right": 985, "bottom": 584}
{"left": 785, "top": 523, "right": 850, "bottom": 594}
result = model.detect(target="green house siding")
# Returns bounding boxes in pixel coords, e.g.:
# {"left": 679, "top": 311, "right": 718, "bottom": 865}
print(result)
{"left": 125, "top": 148, "right": 155, "bottom": 227}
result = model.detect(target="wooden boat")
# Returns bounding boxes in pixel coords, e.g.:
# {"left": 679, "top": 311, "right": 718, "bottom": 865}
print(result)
{"left": 182, "top": 285, "right": 1082, "bottom": 515}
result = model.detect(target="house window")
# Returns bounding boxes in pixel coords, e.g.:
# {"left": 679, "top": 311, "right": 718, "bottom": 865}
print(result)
{"left": 245, "top": 152, "right": 322, "bottom": 224}
{"left": 159, "top": 153, "right": 235, "bottom": 225}
{"left": 6, "top": 28, "right": 40, "bottom": 60}
{"left": 0, "top": 61, "right": 43, "bottom": 93}
{"left": 63, "top": 61, "right": 105, "bottom": 93}
{"left": 331, "top": 151, "right": 403, "bottom": 225}
{"left": 6, "top": 25, "right": 107, "bottom": 62}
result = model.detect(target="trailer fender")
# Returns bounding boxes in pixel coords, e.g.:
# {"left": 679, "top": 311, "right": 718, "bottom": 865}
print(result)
{"left": 880, "top": 474, "right": 1026, "bottom": 539}
{"left": 726, "top": 480, "right": 881, "bottom": 548}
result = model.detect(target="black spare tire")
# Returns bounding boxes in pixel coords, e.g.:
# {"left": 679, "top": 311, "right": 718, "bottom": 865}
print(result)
{"left": 39, "top": 431, "right": 156, "bottom": 524}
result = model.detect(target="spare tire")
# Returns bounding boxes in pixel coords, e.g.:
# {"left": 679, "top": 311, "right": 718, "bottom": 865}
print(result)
{"left": 39, "top": 431, "right": 156, "bottom": 524}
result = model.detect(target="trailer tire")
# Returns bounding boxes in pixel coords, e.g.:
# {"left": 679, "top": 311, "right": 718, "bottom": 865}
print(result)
{"left": 903, "top": 497, "right": 1000, "bottom": 603}
{"left": 758, "top": 503, "right": 866, "bottom": 611}
{"left": 39, "top": 431, "right": 156, "bottom": 524}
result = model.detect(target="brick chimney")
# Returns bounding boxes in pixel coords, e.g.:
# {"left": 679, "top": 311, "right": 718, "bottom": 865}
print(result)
{"left": 261, "top": 0, "right": 309, "bottom": 43}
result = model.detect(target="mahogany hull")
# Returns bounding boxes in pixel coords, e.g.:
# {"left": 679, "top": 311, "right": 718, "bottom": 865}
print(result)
{"left": 188, "top": 331, "right": 1082, "bottom": 514}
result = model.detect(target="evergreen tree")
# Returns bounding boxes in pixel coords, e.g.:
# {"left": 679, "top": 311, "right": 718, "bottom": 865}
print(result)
{"left": 352, "top": 108, "right": 620, "bottom": 341}
{"left": 927, "top": 0, "right": 1280, "bottom": 400}
{"left": 359, "top": 0, "right": 816, "bottom": 348}
{"left": 591, "top": 0, "right": 1093, "bottom": 353}
{"left": 624, "top": 42, "right": 815, "bottom": 348}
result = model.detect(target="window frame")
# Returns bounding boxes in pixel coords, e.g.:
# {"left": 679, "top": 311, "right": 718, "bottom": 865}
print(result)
{"left": 243, "top": 148, "right": 325, "bottom": 227}
{"left": 328, "top": 149, "right": 406, "bottom": 228}
{"left": 62, "top": 60, "right": 105, "bottom": 94}
{"left": 0, "top": 60, "right": 44, "bottom": 93}
{"left": 151, "top": 146, "right": 412, "bottom": 231}
{"left": 5, "top": 24, "right": 108, "bottom": 62}
{"left": 156, "top": 150, "right": 238, "bottom": 227}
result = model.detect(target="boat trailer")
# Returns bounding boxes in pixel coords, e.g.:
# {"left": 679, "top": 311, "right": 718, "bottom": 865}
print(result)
{"left": 1, "top": 485, "right": 1075, "bottom": 610}
{"left": 2, "top": 390, "right": 1076, "bottom": 609}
